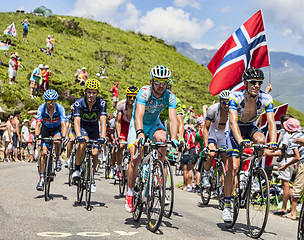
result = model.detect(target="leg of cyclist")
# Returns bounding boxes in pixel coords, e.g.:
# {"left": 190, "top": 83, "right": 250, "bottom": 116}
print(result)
{"left": 110, "top": 147, "right": 117, "bottom": 179}
{"left": 203, "top": 142, "right": 217, "bottom": 187}
{"left": 115, "top": 142, "right": 125, "bottom": 180}
{"left": 72, "top": 136, "right": 88, "bottom": 180}
{"left": 53, "top": 133, "right": 62, "bottom": 172}
{"left": 36, "top": 144, "right": 48, "bottom": 191}
{"left": 65, "top": 131, "right": 75, "bottom": 168}
{"left": 152, "top": 129, "right": 167, "bottom": 163}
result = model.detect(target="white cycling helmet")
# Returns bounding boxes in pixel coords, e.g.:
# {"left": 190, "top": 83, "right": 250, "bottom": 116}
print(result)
{"left": 150, "top": 65, "right": 171, "bottom": 79}
{"left": 219, "top": 90, "right": 230, "bottom": 100}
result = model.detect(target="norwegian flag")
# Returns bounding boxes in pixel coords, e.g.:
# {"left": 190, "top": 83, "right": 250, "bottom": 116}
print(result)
{"left": 4, "top": 22, "right": 17, "bottom": 37}
{"left": 260, "top": 103, "right": 288, "bottom": 167}
{"left": 207, "top": 10, "right": 269, "bottom": 96}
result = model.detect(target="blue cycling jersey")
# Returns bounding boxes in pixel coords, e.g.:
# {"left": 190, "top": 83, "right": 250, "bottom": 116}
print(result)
{"left": 229, "top": 89, "right": 274, "bottom": 125}
{"left": 36, "top": 103, "right": 66, "bottom": 128}
{"left": 74, "top": 97, "right": 107, "bottom": 126}
{"left": 66, "top": 112, "right": 74, "bottom": 130}
{"left": 132, "top": 85, "right": 177, "bottom": 125}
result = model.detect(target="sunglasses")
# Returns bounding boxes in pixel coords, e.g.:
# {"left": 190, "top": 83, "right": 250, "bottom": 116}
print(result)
{"left": 221, "top": 101, "right": 229, "bottom": 106}
{"left": 46, "top": 100, "right": 56, "bottom": 104}
{"left": 154, "top": 80, "right": 168, "bottom": 86}
{"left": 247, "top": 80, "right": 263, "bottom": 86}
{"left": 127, "top": 95, "right": 136, "bottom": 99}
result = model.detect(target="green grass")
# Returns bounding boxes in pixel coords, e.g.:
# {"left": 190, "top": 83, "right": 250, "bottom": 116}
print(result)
{"left": 0, "top": 12, "right": 303, "bottom": 124}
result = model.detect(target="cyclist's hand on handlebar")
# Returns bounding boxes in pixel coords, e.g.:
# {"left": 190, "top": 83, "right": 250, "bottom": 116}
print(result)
{"left": 62, "top": 137, "right": 69, "bottom": 145}
{"left": 268, "top": 142, "right": 278, "bottom": 150}
{"left": 202, "top": 146, "right": 209, "bottom": 155}
{"left": 172, "top": 139, "right": 180, "bottom": 148}
{"left": 97, "top": 137, "right": 106, "bottom": 144}
{"left": 114, "top": 137, "right": 121, "bottom": 145}
{"left": 134, "top": 137, "right": 145, "bottom": 148}
{"left": 240, "top": 139, "right": 251, "bottom": 148}
{"left": 76, "top": 136, "right": 86, "bottom": 143}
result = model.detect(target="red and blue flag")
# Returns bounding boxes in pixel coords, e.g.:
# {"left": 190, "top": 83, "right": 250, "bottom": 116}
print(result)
{"left": 207, "top": 10, "right": 270, "bottom": 96}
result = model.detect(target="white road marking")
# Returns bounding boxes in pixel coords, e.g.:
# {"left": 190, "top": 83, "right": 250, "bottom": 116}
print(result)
{"left": 114, "top": 231, "right": 138, "bottom": 236}
{"left": 76, "top": 232, "right": 111, "bottom": 237}
{"left": 37, "top": 232, "right": 72, "bottom": 237}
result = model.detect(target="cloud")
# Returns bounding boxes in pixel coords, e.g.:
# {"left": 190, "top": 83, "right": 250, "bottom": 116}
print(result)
{"left": 253, "top": 0, "right": 304, "bottom": 44}
{"left": 139, "top": 7, "right": 213, "bottom": 43}
{"left": 173, "top": 0, "right": 201, "bottom": 9}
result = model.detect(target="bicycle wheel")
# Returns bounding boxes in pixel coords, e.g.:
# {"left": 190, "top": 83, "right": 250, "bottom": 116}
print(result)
{"left": 246, "top": 168, "right": 270, "bottom": 239}
{"left": 44, "top": 152, "right": 52, "bottom": 201}
{"left": 119, "top": 170, "right": 126, "bottom": 197}
{"left": 225, "top": 194, "right": 240, "bottom": 229}
{"left": 216, "top": 162, "right": 226, "bottom": 210}
{"left": 77, "top": 173, "right": 84, "bottom": 204}
{"left": 146, "top": 159, "right": 165, "bottom": 232}
{"left": 68, "top": 151, "right": 75, "bottom": 186}
{"left": 200, "top": 166, "right": 211, "bottom": 205}
{"left": 164, "top": 159, "right": 174, "bottom": 218}
{"left": 105, "top": 151, "right": 111, "bottom": 179}
{"left": 133, "top": 171, "right": 143, "bottom": 222}
{"left": 298, "top": 203, "right": 304, "bottom": 240}
{"left": 85, "top": 155, "right": 93, "bottom": 211}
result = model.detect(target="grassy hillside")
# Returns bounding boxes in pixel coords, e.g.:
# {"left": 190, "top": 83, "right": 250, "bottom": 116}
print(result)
{"left": 0, "top": 12, "right": 303, "bottom": 124}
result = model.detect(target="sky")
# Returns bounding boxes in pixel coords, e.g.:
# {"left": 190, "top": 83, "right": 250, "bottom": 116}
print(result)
{"left": 1, "top": 0, "right": 304, "bottom": 56}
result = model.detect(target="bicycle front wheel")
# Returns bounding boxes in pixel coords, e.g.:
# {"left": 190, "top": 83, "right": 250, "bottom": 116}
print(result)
{"left": 200, "top": 166, "right": 211, "bottom": 205}
{"left": 119, "top": 170, "right": 126, "bottom": 197}
{"left": 246, "top": 168, "right": 270, "bottom": 239}
{"left": 133, "top": 172, "right": 143, "bottom": 222}
{"left": 68, "top": 151, "right": 75, "bottom": 186}
{"left": 105, "top": 151, "right": 111, "bottom": 179}
{"left": 146, "top": 159, "right": 165, "bottom": 232}
{"left": 298, "top": 202, "right": 304, "bottom": 240}
{"left": 85, "top": 155, "right": 93, "bottom": 211}
{"left": 164, "top": 159, "right": 174, "bottom": 218}
{"left": 216, "top": 162, "right": 226, "bottom": 210}
{"left": 44, "top": 153, "right": 52, "bottom": 201}
{"left": 225, "top": 194, "right": 240, "bottom": 229}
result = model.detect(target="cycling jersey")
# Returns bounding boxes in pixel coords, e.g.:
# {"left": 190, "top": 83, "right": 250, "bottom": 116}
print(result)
{"left": 74, "top": 97, "right": 107, "bottom": 126}
{"left": 66, "top": 112, "right": 74, "bottom": 129}
{"left": 116, "top": 99, "right": 132, "bottom": 140}
{"left": 36, "top": 103, "right": 66, "bottom": 128}
{"left": 229, "top": 89, "right": 274, "bottom": 125}
{"left": 117, "top": 99, "right": 132, "bottom": 123}
{"left": 133, "top": 85, "right": 177, "bottom": 124}
{"left": 160, "top": 97, "right": 182, "bottom": 123}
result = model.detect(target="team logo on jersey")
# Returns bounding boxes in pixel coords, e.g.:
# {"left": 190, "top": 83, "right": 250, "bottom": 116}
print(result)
{"left": 74, "top": 101, "right": 80, "bottom": 107}
{"left": 83, "top": 112, "right": 97, "bottom": 119}
{"left": 149, "top": 100, "right": 153, "bottom": 104}
{"left": 169, "top": 96, "right": 175, "bottom": 103}
{"left": 100, "top": 100, "right": 106, "bottom": 107}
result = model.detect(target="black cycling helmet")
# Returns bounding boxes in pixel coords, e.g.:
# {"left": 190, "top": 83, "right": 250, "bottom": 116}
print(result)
{"left": 243, "top": 67, "right": 264, "bottom": 81}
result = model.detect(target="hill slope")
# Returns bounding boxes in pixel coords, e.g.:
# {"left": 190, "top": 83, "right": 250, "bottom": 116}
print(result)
{"left": 0, "top": 12, "right": 214, "bottom": 118}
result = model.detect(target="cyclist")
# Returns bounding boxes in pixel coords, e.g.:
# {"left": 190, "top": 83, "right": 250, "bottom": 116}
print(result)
{"left": 223, "top": 68, "right": 278, "bottom": 222}
{"left": 114, "top": 86, "right": 139, "bottom": 180}
{"left": 35, "top": 89, "right": 67, "bottom": 191}
{"left": 72, "top": 79, "right": 107, "bottom": 193}
{"left": 125, "top": 65, "right": 180, "bottom": 212}
{"left": 64, "top": 104, "right": 75, "bottom": 168}
{"left": 202, "top": 90, "right": 230, "bottom": 187}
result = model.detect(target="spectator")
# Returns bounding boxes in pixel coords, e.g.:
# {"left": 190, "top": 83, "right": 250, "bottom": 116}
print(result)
{"left": 50, "top": 34, "right": 55, "bottom": 56}
{"left": 111, "top": 82, "right": 119, "bottom": 109}
{"left": 30, "top": 115, "right": 37, "bottom": 130}
{"left": 22, "top": 19, "right": 29, "bottom": 42}
{"left": 46, "top": 35, "right": 52, "bottom": 55}
{"left": 30, "top": 64, "right": 43, "bottom": 98}
{"left": 20, "top": 119, "right": 29, "bottom": 161}
{"left": 8, "top": 54, "right": 16, "bottom": 84}
{"left": 12, "top": 111, "right": 21, "bottom": 161}
{"left": 13, "top": 52, "right": 19, "bottom": 82}
{"left": 3, "top": 114, "right": 14, "bottom": 162}
{"left": 78, "top": 67, "right": 88, "bottom": 86}
{"left": 0, "top": 107, "right": 6, "bottom": 146}
{"left": 74, "top": 69, "right": 81, "bottom": 83}
{"left": 42, "top": 65, "right": 51, "bottom": 92}
{"left": 27, "top": 128, "right": 35, "bottom": 162}
{"left": 277, "top": 118, "right": 304, "bottom": 220}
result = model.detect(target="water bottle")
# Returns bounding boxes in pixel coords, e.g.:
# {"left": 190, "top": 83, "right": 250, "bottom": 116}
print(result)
{"left": 239, "top": 170, "right": 247, "bottom": 190}
{"left": 142, "top": 163, "right": 149, "bottom": 181}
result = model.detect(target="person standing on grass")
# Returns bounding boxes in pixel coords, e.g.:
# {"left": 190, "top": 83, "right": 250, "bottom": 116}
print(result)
{"left": 12, "top": 111, "right": 21, "bottom": 161}
{"left": 8, "top": 54, "right": 16, "bottom": 84}
{"left": 22, "top": 19, "right": 29, "bottom": 42}
{"left": 111, "top": 82, "right": 119, "bottom": 109}
{"left": 30, "top": 64, "right": 43, "bottom": 98}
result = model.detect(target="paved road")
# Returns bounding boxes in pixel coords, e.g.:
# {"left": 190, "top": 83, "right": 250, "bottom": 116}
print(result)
{"left": 0, "top": 162, "right": 298, "bottom": 239}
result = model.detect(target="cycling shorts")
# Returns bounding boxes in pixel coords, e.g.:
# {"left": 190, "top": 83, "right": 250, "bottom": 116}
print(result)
{"left": 41, "top": 124, "right": 62, "bottom": 147}
{"left": 119, "top": 117, "right": 130, "bottom": 141}
{"left": 81, "top": 125, "right": 100, "bottom": 149}
{"left": 226, "top": 121, "right": 263, "bottom": 157}
{"left": 127, "top": 117, "right": 166, "bottom": 148}
{"left": 208, "top": 127, "right": 226, "bottom": 149}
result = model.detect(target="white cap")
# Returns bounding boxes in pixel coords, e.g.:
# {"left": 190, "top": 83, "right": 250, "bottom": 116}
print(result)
{"left": 0, "top": 107, "right": 5, "bottom": 113}
{"left": 82, "top": 67, "right": 86, "bottom": 70}
{"left": 22, "top": 119, "right": 29, "bottom": 124}
{"left": 38, "top": 64, "right": 44, "bottom": 68}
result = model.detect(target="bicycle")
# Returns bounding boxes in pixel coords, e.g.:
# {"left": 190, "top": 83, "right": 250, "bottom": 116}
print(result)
{"left": 68, "top": 140, "right": 77, "bottom": 186}
{"left": 175, "top": 145, "right": 184, "bottom": 176}
{"left": 104, "top": 141, "right": 113, "bottom": 179}
{"left": 225, "top": 143, "right": 270, "bottom": 239}
{"left": 76, "top": 138, "right": 104, "bottom": 210}
{"left": 200, "top": 148, "right": 226, "bottom": 210}
{"left": 37, "top": 137, "right": 63, "bottom": 201}
{"left": 132, "top": 140, "right": 167, "bottom": 232}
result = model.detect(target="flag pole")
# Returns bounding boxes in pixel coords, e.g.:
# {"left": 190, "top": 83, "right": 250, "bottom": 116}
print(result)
{"left": 260, "top": 10, "right": 271, "bottom": 85}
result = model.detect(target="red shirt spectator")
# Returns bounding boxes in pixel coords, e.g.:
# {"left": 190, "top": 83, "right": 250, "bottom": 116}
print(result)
{"left": 111, "top": 83, "right": 119, "bottom": 97}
